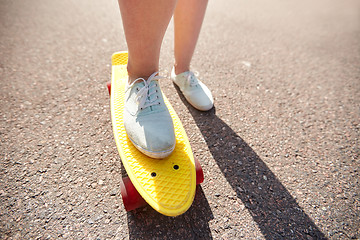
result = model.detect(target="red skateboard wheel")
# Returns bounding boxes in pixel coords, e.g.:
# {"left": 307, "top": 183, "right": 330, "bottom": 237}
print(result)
{"left": 195, "top": 157, "right": 204, "bottom": 184}
{"left": 107, "top": 82, "right": 111, "bottom": 96}
{"left": 120, "top": 177, "right": 147, "bottom": 211}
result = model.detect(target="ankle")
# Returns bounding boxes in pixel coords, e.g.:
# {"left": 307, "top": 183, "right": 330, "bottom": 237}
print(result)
{"left": 173, "top": 64, "right": 189, "bottom": 75}
{"left": 127, "top": 63, "right": 158, "bottom": 84}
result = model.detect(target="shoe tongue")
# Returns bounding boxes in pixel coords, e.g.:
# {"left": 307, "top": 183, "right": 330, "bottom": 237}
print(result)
{"left": 136, "top": 81, "right": 146, "bottom": 88}
{"left": 186, "top": 72, "right": 198, "bottom": 85}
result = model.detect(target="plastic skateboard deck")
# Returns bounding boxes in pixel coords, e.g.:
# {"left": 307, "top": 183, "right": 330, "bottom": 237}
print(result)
{"left": 109, "top": 51, "right": 201, "bottom": 216}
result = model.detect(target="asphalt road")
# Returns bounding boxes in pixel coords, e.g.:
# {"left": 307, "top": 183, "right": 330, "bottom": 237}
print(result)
{"left": 1, "top": 0, "right": 359, "bottom": 239}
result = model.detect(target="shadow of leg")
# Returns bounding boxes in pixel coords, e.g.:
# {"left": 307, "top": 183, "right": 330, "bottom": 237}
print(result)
{"left": 174, "top": 85, "right": 327, "bottom": 240}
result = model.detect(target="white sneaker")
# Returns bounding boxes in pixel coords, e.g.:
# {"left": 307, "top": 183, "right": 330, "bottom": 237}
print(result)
{"left": 171, "top": 68, "right": 214, "bottom": 111}
{"left": 123, "top": 72, "right": 175, "bottom": 159}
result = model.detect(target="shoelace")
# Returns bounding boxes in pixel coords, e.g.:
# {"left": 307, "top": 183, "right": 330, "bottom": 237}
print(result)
{"left": 186, "top": 71, "right": 200, "bottom": 87}
{"left": 128, "top": 72, "right": 163, "bottom": 111}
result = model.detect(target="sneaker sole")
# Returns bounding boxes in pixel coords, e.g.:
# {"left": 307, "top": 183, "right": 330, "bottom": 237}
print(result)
{"left": 128, "top": 135, "right": 176, "bottom": 159}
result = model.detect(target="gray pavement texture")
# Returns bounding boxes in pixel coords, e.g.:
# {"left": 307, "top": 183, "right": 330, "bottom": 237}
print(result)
{"left": 0, "top": 0, "right": 359, "bottom": 239}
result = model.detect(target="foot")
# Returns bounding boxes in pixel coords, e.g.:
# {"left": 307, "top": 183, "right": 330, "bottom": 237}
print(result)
{"left": 124, "top": 72, "right": 175, "bottom": 159}
{"left": 171, "top": 68, "right": 214, "bottom": 111}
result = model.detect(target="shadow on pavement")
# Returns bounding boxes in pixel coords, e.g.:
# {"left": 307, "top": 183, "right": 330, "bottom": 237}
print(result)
{"left": 127, "top": 186, "right": 214, "bottom": 239}
{"left": 175, "top": 86, "right": 327, "bottom": 240}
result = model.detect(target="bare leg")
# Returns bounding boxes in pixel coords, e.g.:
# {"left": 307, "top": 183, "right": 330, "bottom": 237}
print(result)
{"left": 118, "top": 0, "right": 177, "bottom": 82}
{"left": 173, "top": 0, "right": 208, "bottom": 75}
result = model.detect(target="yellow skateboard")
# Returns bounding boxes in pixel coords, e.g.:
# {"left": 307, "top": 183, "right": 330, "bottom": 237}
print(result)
{"left": 107, "top": 51, "right": 204, "bottom": 217}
